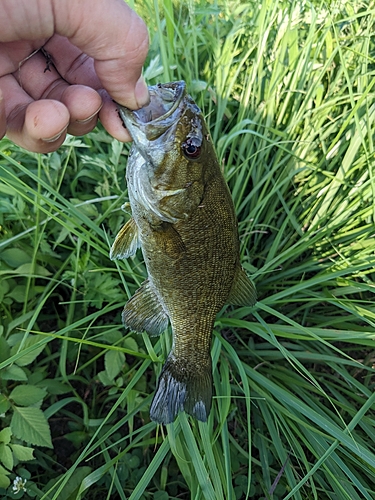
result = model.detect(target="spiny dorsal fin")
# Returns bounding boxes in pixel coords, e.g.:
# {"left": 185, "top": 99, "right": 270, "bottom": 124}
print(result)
{"left": 122, "top": 279, "right": 169, "bottom": 336}
{"left": 110, "top": 217, "right": 140, "bottom": 260}
{"left": 227, "top": 266, "right": 257, "bottom": 306}
{"left": 150, "top": 353, "right": 212, "bottom": 424}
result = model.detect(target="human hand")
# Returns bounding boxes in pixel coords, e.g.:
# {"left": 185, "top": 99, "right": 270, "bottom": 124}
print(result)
{"left": 0, "top": 0, "right": 149, "bottom": 153}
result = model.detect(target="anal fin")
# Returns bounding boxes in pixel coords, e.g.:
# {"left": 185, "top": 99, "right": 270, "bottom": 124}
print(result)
{"left": 227, "top": 266, "right": 257, "bottom": 306}
{"left": 122, "top": 279, "right": 169, "bottom": 336}
{"left": 110, "top": 217, "right": 140, "bottom": 260}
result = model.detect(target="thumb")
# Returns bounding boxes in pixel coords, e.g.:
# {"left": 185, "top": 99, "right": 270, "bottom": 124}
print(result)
{"left": 54, "top": 0, "right": 149, "bottom": 109}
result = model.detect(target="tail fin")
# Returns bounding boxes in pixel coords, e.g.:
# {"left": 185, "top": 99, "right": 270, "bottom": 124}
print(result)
{"left": 150, "top": 353, "right": 212, "bottom": 424}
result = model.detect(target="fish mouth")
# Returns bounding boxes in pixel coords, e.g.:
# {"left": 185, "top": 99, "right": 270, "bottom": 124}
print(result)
{"left": 118, "top": 81, "right": 187, "bottom": 142}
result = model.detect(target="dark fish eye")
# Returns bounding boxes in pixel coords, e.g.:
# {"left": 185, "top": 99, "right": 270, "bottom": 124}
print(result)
{"left": 182, "top": 142, "right": 202, "bottom": 159}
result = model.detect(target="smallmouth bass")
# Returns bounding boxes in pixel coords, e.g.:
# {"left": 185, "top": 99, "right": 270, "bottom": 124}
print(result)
{"left": 110, "top": 81, "right": 256, "bottom": 424}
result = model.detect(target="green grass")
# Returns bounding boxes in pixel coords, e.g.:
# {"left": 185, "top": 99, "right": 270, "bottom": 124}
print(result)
{"left": 1, "top": 0, "right": 375, "bottom": 498}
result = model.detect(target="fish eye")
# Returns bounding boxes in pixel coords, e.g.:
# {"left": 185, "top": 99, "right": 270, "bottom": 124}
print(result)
{"left": 182, "top": 141, "right": 202, "bottom": 159}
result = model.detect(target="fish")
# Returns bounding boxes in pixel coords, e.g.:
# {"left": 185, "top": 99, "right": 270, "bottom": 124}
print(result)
{"left": 110, "top": 81, "right": 256, "bottom": 424}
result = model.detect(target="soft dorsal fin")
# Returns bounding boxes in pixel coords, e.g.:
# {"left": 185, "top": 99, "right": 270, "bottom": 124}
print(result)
{"left": 122, "top": 279, "right": 169, "bottom": 336}
{"left": 227, "top": 266, "right": 257, "bottom": 306}
{"left": 110, "top": 217, "right": 140, "bottom": 260}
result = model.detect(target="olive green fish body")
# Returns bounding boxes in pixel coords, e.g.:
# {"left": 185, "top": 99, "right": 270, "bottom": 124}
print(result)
{"left": 110, "top": 82, "right": 256, "bottom": 424}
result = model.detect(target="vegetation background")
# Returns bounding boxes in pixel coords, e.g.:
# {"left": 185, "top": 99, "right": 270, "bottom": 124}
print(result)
{"left": 1, "top": 0, "right": 375, "bottom": 498}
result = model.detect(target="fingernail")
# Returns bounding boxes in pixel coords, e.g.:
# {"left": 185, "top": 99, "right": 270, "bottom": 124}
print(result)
{"left": 76, "top": 104, "right": 103, "bottom": 124}
{"left": 42, "top": 125, "right": 68, "bottom": 143}
{"left": 135, "top": 75, "right": 149, "bottom": 108}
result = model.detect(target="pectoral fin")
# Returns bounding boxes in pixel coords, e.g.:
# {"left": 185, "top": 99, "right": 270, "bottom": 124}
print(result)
{"left": 153, "top": 222, "right": 186, "bottom": 259}
{"left": 227, "top": 266, "right": 257, "bottom": 306}
{"left": 122, "top": 279, "right": 169, "bottom": 336}
{"left": 110, "top": 217, "right": 140, "bottom": 260}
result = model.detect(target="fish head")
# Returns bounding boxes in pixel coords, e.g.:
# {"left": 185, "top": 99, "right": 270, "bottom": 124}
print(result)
{"left": 118, "top": 81, "right": 216, "bottom": 222}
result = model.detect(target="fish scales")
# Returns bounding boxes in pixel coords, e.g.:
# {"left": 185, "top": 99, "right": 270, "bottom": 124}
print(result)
{"left": 110, "top": 81, "right": 256, "bottom": 424}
